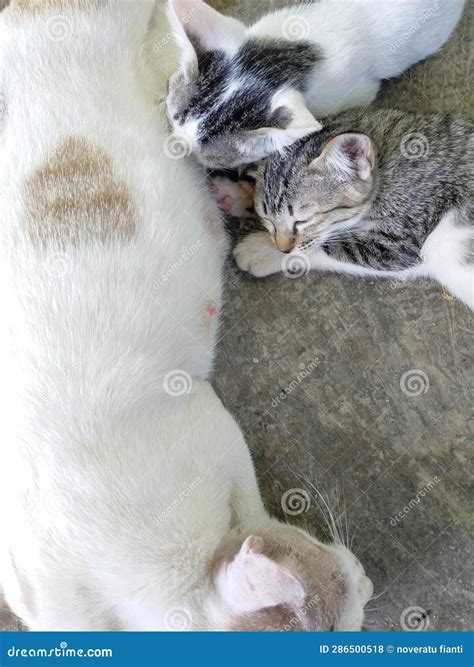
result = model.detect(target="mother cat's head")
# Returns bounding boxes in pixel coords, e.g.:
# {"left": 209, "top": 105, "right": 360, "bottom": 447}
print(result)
{"left": 209, "top": 521, "right": 373, "bottom": 631}
{"left": 165, "top": 0, "right": 321, "bottom": 168}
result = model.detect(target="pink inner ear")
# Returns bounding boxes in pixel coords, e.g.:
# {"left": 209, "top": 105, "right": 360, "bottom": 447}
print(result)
{"left": 217, "top": 537, "right": 306, "bottom": 613}
{"left": 169, "top": 0, "right": 245, "bottom": 55}
{"left": 339, "top": 134, "right": 373, "bottom": 177}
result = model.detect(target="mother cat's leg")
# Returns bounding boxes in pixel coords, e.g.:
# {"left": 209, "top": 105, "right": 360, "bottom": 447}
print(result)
{"left": 421, "top": 208, "right": 474, "bottom": 310}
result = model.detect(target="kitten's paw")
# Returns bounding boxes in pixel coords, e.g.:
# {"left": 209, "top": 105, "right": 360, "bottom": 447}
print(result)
{"left": 209, "top": 176, "right": 255, "bottom": 218}
{"left": 234, "top": 232, "right": 284, "bottom": 278}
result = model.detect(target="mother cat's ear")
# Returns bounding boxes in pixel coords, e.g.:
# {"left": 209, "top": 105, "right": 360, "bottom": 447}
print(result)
{"left": 167, "top": 0, "right": 246, "bottom": 69}
{"left": 308, "top": 133, "right": 375, "bottom": 181}
{"left": 215, "top": 536, "right": 306, "bottom": 613}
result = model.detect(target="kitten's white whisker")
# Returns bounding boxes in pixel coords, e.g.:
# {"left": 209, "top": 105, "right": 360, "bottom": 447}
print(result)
{"left": 369, "top": 588, "right": 388, "bottom": 602}
{"left": 295, "top": 473, "right": 342, "bottom": 546}
{"left": 349, "top": 525, "right": 359, "bottom": 551}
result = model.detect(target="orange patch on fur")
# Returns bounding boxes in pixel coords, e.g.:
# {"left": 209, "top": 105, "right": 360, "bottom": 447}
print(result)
{"left": 8, "top": 0, "right": 103, "bottom": 12}
{"left": 25, "top": 137, "right": 137, "bottom": 247}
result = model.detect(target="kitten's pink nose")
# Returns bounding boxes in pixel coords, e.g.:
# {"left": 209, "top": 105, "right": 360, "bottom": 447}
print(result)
{"left": 275, "top": 231, "right": 296, "bottom": 253}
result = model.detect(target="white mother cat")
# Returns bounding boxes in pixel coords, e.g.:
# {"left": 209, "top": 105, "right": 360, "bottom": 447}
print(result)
{"left": 0, "top": 0, "right": 372, "bottom": 631}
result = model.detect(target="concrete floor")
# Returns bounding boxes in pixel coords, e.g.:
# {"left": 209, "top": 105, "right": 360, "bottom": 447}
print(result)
{"left": 1, "top": 0, "right": 473, "bottom": 632}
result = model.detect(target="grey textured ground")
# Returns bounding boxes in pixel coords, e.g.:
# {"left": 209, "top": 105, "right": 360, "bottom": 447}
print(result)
{"left": 1, "top": 0, "right": 473, "bottom": 633}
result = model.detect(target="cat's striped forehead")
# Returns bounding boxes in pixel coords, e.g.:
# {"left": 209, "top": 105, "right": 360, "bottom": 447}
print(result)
{"left": 259, "top": 135, "right": 319, "bottom": 214}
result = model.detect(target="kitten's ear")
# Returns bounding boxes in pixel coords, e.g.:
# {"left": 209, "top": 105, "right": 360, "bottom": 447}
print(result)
{"left": 309, "top": 133, "right": 375, "bottom": 181}
{"left": 167, "top": 0, "right": 245, "bottom": 68}
{"left": 216, "top": 536, "right": 306, "bottom": 613}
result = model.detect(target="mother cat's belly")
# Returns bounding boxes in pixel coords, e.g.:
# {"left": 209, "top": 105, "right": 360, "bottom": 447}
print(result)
{"left": 0, "top": 15, "right": 227, "bottom": 384}
{"left": 1, "top": 117, "right": 227, "bottom": 386}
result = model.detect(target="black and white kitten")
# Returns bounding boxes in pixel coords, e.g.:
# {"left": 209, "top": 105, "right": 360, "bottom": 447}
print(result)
{"left": 218, "top": 109, "right": 473, "bottom": 309}
{"left": 166, "top": 0, "right": 465, "bottom": 168}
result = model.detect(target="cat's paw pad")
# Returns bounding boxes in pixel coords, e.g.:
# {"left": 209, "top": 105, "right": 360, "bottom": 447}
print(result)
{"left": 233, "top": 233, "right": 283, "bottom": 278}
{"left": 209, "top": 176, "right": 255, "bottom": 218}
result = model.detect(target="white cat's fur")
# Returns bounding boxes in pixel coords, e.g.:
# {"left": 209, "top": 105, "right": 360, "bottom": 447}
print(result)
{"left": 248, "top": 0, "right": 467, "bottom": 117}
{"left": 168, "top": 0, "right": 466, "bottom": 164}
{"left": 0, "top": 0, "right": 372, "bottom": 631}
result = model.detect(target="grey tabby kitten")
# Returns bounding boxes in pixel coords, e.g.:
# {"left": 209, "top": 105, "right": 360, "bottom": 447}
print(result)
{"left": 216, "top": 109, "right": 473, "bottom": 309}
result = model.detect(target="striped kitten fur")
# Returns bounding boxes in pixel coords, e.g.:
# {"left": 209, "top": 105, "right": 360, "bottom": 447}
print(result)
{"left": 215, "top": 109, "right": 473, "bottom": 309}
